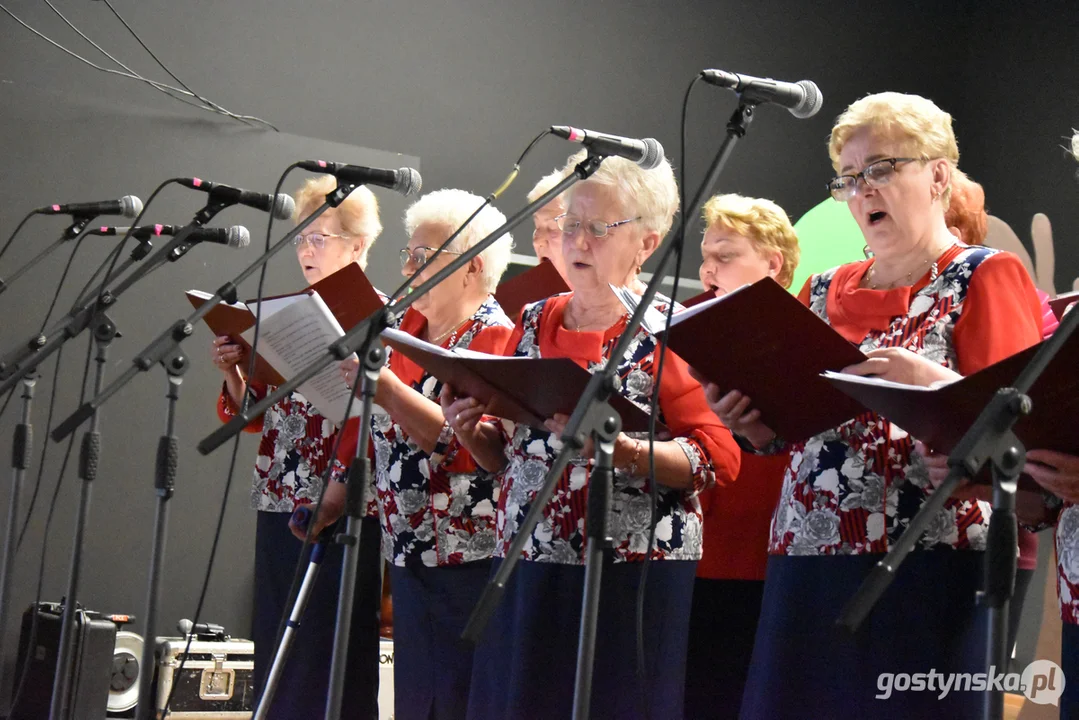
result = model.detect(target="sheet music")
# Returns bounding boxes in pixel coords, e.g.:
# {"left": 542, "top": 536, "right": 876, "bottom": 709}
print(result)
{"left": 244, "top": 292, "right": 364, "bottom": 423}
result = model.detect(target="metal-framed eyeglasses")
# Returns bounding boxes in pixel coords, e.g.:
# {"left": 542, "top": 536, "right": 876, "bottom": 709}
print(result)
{"left": 827, "top": 157, "right": 919, "bottom": 202}
{"left": 292, "top": 232, "right": 352, "bottom": 249}
{"left": 399, "top": 246, "right": 464, "bottom": 268}
{"left": 555, "top": 213, "right": 641, "bottom": 238}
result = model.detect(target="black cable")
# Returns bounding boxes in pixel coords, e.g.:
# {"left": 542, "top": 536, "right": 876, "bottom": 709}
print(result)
{"left": 162, "top": 163, "right": 299, "bottom": 717}
{"left": 0, "top": 2, "right": 271, "bottom": 127}
{"left": 14, "top": 230, "right": 94, "bottom": 550}
{"left": 8, "top": 333, "right": 93, "bottom": 718}
{"left": 0, "top": 208, "right": 41, "bottom": 263}
{"left": 386, "top": 129, "right": 550, "bottom": 305}
{"left": 96, "top": 0, "right": 278, "bottom": 131}
{"left": 635, "top": 74, "right": 703, "bottom": 710}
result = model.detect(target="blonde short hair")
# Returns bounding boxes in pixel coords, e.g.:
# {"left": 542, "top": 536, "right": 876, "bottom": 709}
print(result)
{"left": 828, "top": 92, "right": 959, "bottom": 206}
{"left": 526, "top": 166, "right": 569, "bottom": 204}
{"left": 404, "top": 188, "right": 512, "bottom": 294}
{"left": 701, "top": 193, "right": 801, "bottom": 289}
{"left": 563, "top": 149, "right": 679, "bottom": 237}
{"left": 293, "top": 175, "right": 382, "bottom": 265}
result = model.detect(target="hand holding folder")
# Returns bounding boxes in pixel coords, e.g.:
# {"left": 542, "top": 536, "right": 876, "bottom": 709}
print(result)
{"left": 619, "top": 277, "right": 869, "bottom": 443}
{"left": 187, "top": 262, "right": 384, "bottom": 421}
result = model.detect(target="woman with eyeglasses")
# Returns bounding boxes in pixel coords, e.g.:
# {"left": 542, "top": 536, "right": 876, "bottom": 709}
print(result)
{"left": 210, "top": 174, "right": 384, "bottom": 718}
{"left": 698, "top": 93, "right": 1043, "bottom": 718}
{"left": 442, "top": 152, "right": 741, "bottom": 720}
{"left": 333, "top": 188, "right": 515, "bottom": 720}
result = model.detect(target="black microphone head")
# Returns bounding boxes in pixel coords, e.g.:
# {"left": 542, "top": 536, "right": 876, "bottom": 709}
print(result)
{"left": 791, "top": 80, "right": 823, "bottom": 119}
{"left": 272, "top": 193, "right": 296, "bottom": 221}
{"left": 120, "top": 195, "right": 144, "bottom": 218}
{"left": 396, "top": 168, "right": 422, "bottom": 196}
{"left": 227, "top": 226, "right": 251, "bottom": 248}
{"left": 638, "top": 138, "right": 665, "bottom": 170}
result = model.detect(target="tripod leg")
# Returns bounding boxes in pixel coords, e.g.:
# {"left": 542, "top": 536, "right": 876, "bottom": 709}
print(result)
{"left": 254, "top": 539, "right": 328, "bottom": 720}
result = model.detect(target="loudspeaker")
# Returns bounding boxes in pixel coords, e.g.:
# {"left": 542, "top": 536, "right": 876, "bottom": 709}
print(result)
{"left": 10, "top": 602, "right": 117, "bottom": 720}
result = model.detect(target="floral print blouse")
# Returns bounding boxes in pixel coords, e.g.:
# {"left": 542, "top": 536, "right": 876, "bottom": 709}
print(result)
{"left": 768, "top": 245, "right": 1043, "bottom": 556}
{"left": 494, "top": 293, "right": 741, "bottom": 565}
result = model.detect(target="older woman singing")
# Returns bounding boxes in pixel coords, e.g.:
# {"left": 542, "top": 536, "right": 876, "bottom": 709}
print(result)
{"left": 707, "top": 92, "right": 1044, "bottom": 718}
{"left": 211, "top": 174, "right": 384, "bottom": 718}
{"left": 335, "top": 188, "right": 515, "bottom": 720}
{"left": 445, "top": 153, "right": 741, "bottom": 719}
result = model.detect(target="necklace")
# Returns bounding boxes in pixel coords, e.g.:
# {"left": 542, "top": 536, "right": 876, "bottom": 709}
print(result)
{"left": 565, "top": 302, "right": 625, "bottom": 332}
{"left": 428, "top": 317, "right": 468, "bottom": 346}
{"left": 865, "top": 242, "right": 955, "bottom": 290}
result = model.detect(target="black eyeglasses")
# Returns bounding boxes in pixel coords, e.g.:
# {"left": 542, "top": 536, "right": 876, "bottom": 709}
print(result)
{"left": 399, "top": 246, "right": 464, "bottom": 268}
{"left": 827, "top": 157, "right": 919, "bottom": 202}
{"left": 555, "top": 213, "right": 641, "bottom": 238}
{"left": 292, "top": 232, "right": 351, "bottom": 249}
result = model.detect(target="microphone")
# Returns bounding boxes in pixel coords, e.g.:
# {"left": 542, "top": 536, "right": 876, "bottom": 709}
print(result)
{"left": 90, "top": 224, "right": 250, "bottom": 247}
{"left": 37, "top": 195, "right": 143, "bottom": 218}
{"left": 178, "top": 178, "right": 295, "bottom": 220}
{"left": 177, "top": 619, "right": 226, "bottom": 637}
{"left": 88, "top": 224, "right": 179, "bottom": 239}
{"left": 700, "top": 70, "right": 823, "bottom": 119}
{"left": 297, "top": 160, "right": 422, "bottom": 196}
{"left": 550, "top": 127, "right": 664, "bottom": 169}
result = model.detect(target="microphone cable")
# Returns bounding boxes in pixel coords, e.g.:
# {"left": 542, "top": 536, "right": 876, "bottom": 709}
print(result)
{"left": 634, "top": 72, "right": 706, "bottom": 719}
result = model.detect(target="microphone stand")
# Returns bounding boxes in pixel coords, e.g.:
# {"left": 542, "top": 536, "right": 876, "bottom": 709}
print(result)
{"left": 460, "top": 101, "right": 759, "bottom": 720}
{"left": 325, "top": 331, "right": 382, "bottom": 720}
{"left": 0, "top": 217, "right": 94, "bottom": 297}
{"left": 195, "top": 156, "right": 606, "bottom": 720}
{"left": 836, "top": 301, "right": 1079, "bottom": 720}
{"left": 0, "top": 237, "right": 153, "bottom": 383}
{"left": 0, "top": 370, "right": 36, "bottom": 714}
{"left": 42, "top": 203, "right": 232, "bottom": 720}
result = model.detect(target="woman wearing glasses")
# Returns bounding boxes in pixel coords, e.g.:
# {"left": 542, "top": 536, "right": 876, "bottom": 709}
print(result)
{"left": 443, "top": 153, "right": 741, "bottom": 720}
{"left": 335, "top": 188, "right": 515, "bottom": 720}
{"left": 703, "top": 93, "right": 1043, "bottom": 718}
{"left": 210, "top": 174, "right": 384, "bottom": 718}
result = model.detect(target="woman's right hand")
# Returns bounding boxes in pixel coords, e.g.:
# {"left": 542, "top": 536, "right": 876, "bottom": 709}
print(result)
{"left": 211, "top": 335, "right": 246, "bottom": 373}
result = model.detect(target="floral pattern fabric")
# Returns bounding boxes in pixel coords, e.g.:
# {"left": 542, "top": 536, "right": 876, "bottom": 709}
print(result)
{"left": 495, "top": 293, "right": 740, "bottom": 565}
{"left": 219, "top": 384, "right": 337, "bottom": 512}
{"left": 769, "top": 246, "right": 1021, "bottom": 555}
{"left": 334, "top": 296, "right": 513, "bottom": 567}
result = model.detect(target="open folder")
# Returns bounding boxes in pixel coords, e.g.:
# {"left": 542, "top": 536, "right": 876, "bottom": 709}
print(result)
{"left": 619, "top": 278, "right": 869, "bottom": 443}
{"left": 380, "top": 328, "right": 660, "bottom": 432}
{"left": 186, "top": 262, "right": 384, "bottom": 421}
{"left": 823, "top": 332, "right": 1079, "bottom": 520}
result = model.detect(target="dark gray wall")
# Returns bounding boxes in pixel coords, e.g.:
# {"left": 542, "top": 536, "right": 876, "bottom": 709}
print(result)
{"left": 1, "top": 0, "right": 1076, "bottom": 697}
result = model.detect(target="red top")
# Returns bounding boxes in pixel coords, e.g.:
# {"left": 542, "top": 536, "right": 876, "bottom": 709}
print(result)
{"left": 696, "top": 451, "right": 788, "bottom": 581}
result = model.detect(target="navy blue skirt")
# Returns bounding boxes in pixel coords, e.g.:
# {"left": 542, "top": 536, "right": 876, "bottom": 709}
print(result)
{"left": 388, "top": 559, "right": 492, "bottom": 720}
{"left": 1062, "top": 622, "right": 1079, "bottom": 719}
{"left": 740, "top": 550, "right": 989, "bottom": 720}
{"left": 253, "top": 511, "right": 382, "bottom": 719}
{"left": 684, "top": 578, "right": 765, "bottom": 720}
{"left": 467, "top": 556, "right": 697, "bottom": 720}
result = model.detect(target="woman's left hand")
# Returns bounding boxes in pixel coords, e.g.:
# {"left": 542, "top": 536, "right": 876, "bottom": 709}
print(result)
{"left": 841, "top": 347, "right": 962, "bottom": 387}
{"left": 914, "top": 440, "right": 988, "bottom": 502}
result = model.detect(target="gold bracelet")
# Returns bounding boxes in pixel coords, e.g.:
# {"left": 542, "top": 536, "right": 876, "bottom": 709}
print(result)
{"left": 628, "top": 439, "right": 644, "bottom": 475}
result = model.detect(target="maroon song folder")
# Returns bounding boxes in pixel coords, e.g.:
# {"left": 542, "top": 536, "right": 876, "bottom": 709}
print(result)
{"left": 186, "top": 262, "right": 383, "bottom": 386}
{"left": 825, "top": 332, "right": 1079, "bottom": 522}
{"left": 1050, "top": 291, "right": 1079, "bottom": 321}
{"left": 381, "top": 329, "right": 660, "bottom": 432}
{"left": 659, "top": 277, "right": 868, "bottom": 443}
